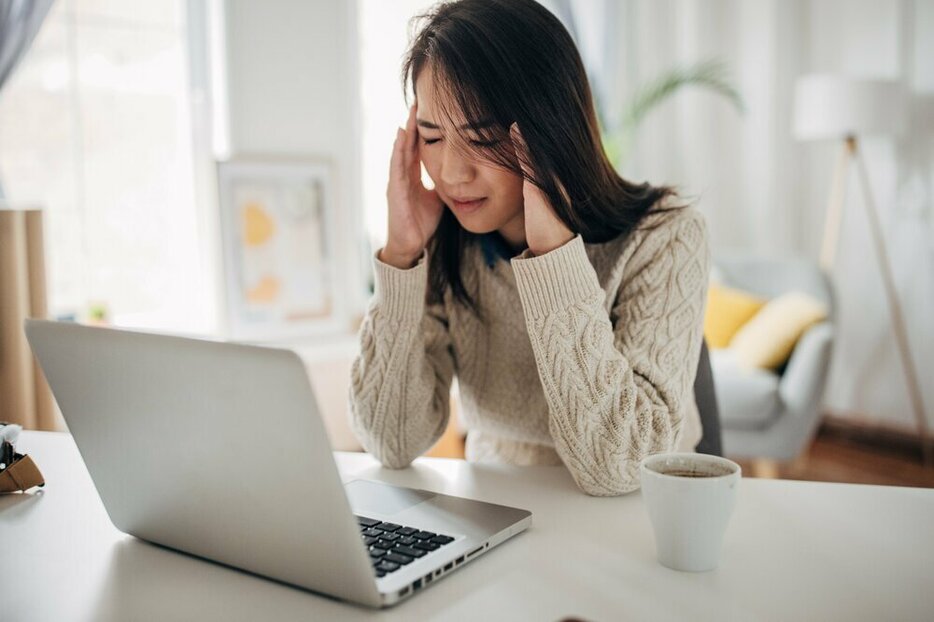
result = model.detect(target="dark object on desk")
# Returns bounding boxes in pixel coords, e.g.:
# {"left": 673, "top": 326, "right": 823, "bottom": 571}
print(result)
{"left": 694, "top": 339, "right": 723, "bottom": 457}
{"left": 1, "top": 440, "right": 14, "bottom": 468}
{"left": 0, "top": 452, "right": 46, "bottom": 493}
{"left": 0, "top": 421, "right": 46, "bottom": 493}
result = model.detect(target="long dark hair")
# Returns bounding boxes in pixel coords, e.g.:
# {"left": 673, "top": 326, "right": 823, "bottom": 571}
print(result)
{"left": 402, "top": 0, "right": 682, "bottom": 317}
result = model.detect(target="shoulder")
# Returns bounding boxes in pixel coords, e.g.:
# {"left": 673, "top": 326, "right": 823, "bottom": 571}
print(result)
{"left": 634, "top": 203, "right": 708, "bottom": 257}
{"left": 586, "top": 202, "right": 708, "bottom": 276}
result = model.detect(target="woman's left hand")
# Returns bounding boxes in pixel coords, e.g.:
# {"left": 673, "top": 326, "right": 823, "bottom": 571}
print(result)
{"left": 510, "top": 123, "right": 576, "bottom": 256}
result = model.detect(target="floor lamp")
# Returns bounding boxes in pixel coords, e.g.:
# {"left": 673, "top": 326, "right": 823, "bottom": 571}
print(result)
{"left": 794, "top": 75, "right": 931, "bottom": 466}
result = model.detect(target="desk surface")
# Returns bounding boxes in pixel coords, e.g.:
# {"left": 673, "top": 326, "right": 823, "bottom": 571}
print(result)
{"left": 3, "top": 432, "right": 932, "bottom": 621}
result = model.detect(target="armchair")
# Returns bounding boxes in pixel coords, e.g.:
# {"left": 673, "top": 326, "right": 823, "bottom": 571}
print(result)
{"left": 710, "top": 253, "right": 835, "bottom": 464}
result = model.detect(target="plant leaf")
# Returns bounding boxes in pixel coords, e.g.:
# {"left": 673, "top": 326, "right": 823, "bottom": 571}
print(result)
{"left": 602, "top": 59, "right": 745, "bottom": 169}
{"left": 622, "top": 59, "right": 746, "bottom": 130}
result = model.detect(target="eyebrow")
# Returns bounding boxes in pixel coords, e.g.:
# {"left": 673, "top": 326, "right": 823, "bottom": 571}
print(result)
{"left": 417, "top": 118, "right": 494, "bottom": 131}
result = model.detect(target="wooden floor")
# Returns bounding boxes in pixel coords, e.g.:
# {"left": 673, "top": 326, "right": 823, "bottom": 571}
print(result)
{"left": 734, "top": 425, "right": 934, "bottom": 488}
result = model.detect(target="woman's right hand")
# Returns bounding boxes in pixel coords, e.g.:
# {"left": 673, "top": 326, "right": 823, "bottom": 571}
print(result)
{"left": 380, "top": 104, "right": 443, "bottom": 269}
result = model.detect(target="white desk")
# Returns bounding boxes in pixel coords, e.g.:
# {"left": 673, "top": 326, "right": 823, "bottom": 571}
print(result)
{"left": 3, "top": 432, "right": 932, "bottom": 621}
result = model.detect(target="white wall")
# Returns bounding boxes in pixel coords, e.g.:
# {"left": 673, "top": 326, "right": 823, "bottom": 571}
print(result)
{"left": 217, "top": 0, "right": 368, "bottom": 335}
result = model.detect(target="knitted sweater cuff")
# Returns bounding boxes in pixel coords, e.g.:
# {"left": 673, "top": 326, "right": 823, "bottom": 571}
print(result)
{"left": 511, "top": 235, "right": 602, "bottom": 318}
{"left": 372, "top": 248, "right": 428, "bottom": 319}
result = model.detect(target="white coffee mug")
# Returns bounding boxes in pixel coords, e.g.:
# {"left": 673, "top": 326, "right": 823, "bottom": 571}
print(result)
{"left": 640, "top": 453, "right": 741, "bottom": 572}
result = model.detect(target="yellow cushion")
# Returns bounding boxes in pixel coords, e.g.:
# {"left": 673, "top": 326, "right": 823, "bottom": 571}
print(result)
{"left": 703, "top": 283, "right": 767, "bottom": 349}
{"left": 730, "top": 291, "right": 828, "bottom": 370}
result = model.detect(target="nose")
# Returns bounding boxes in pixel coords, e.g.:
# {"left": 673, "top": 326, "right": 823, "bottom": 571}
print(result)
{"left": 439, "top": 142, "right": 476, "bottom": 186}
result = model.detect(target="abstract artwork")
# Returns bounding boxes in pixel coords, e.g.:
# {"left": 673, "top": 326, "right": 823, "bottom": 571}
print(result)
{"left": 217, "top": 159, "right": 339, "bottom": 341}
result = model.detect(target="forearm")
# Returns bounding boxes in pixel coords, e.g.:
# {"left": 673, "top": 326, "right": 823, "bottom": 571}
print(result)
{"left": 512, "top": 231, "right": 707, "bottom": 496}
{"left": 526, "top": 294, "right": 693, "bottom": 496}
{"left": 349, "top": 250, "right": 454, "bottom": 468}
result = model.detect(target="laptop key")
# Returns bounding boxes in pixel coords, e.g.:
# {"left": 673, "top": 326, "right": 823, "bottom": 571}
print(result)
{"left": 362, "top": 528, "right": 383, "bottom": 538}
{"left": 430, "top": 535, "right": 454, "bottom": 545}
{"left": 384, "top": 553, "right": 414, "bottom": 565}
{"left": 375, "top": 522, "right": 402, "bottom": 532}
{"left": 376, "top": 561, "right": 400, "bottom": 572}
{"left": 397, "top": 536, "right": 416, "bottom": 546}
{"left": 413, "top": 541, "right": 439, "bottom": 552}
{"left": 369, "top": 547, "right": 388, "bottom": 558}
{"left": 393, "top": 545, "right": 426, "bottom": 558}
{"left": 380, "top": 532, "right": 400, "bottom": 542}
{"left": 357, "top": 516, "right": 381, "bottom": 527}
{"left": 396, "top": 527, "right": 417, "bottom": 536}
{"left": 376, "top": 570, "right": 386, "bottom": 578}
{"left": 376, "top": 539, "right": 396, "bottom": 549}
{"left": 413, "top": 531, "right": 436, "bottom": 540}
{"left": 363, "top": 536, "right": 378, "bottom": 546}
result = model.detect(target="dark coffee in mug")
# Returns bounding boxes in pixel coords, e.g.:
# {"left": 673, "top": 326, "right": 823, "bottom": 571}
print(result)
{"left": 662, "top": 470, "right": 717, "bottom": 478}
{"left": 657, "top": 464, "right": 733, "bottom": 478}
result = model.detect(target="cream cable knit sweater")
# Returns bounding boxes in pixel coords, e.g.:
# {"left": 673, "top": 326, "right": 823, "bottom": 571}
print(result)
{"left": 348, "top": 205, "right": 709, "bottom": 496}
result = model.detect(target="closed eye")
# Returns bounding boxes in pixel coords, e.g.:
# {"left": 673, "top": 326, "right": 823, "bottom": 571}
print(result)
{"left": 421, "top": 137, "right": 500, "bottom": 147}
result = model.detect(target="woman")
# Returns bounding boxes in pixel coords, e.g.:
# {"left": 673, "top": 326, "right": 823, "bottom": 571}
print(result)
{"left": 349, "top": 0, "right": 709, "bottom": 496}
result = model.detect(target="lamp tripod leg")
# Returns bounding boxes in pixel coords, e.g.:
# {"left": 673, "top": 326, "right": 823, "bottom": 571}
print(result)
{"left": 851, "top": 141, "right": 933, "bottom": 467}
{"left": 819, "top": 138, "right": 854, "bottom": 272}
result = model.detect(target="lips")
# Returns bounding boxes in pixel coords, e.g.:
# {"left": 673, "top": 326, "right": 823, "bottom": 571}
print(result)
{"left": 450, "top": 196, "right": 487, "bottom": 213}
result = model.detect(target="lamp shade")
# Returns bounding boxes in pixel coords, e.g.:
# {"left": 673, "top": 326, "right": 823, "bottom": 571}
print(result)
{"left": 793, "top": 74, "right": 906, "bottom": 141}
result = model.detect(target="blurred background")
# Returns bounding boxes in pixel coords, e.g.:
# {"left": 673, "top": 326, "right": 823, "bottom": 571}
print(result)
{"left": 1, "top": 0, "right": 932, "bottom": 486}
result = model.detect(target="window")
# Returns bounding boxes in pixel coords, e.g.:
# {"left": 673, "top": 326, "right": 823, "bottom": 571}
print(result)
{"left": 0, "top": 0, "right": 215, "bottom": 334}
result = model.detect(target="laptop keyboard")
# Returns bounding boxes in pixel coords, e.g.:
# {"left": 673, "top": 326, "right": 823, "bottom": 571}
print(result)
{"left": 356, "top": 515, "right": 455, "bottom": 578}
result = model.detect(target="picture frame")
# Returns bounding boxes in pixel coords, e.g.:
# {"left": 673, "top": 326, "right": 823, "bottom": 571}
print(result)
{"left": 216, "top": 158, "right": 342, "bottom": 342}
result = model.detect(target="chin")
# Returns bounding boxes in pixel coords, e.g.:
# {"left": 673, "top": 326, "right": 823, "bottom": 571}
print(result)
{"left": 450, "top": 211, "right": 501, "bottom": 235}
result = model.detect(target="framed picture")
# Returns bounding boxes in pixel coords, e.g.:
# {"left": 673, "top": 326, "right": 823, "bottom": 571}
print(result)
{"left": 217, "top": 158, "right": 341, "bottom": 341}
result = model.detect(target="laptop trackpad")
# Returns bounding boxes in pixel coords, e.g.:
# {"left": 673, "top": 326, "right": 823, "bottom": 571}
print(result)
{"left": 344, "top": 479, "right": 436, "bottom": 516}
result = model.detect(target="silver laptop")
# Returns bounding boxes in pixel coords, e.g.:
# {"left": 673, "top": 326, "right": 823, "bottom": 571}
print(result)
{"left": 25, "top": 319, "right": 531, "bottom": 608}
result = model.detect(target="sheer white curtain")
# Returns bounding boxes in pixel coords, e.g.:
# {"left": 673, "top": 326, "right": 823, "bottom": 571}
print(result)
{"left": 0, "top": 0, "right": 216, "bottom": 335}
{"left": 555, "top": 0, "right": 808, "bottom": 255}
{"left": 0, "top": 0, "right": 55, "bottom": 199}
{"left": 0, "top": 0, "right": 54, "bottom": 91}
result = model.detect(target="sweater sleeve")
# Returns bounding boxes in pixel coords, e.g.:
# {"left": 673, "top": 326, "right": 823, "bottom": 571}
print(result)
{"left": 348, "top": 249, "right": 456, "bottom": 468}
{"left": 510, "top": 209, "right": 710, "bottom": 496}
